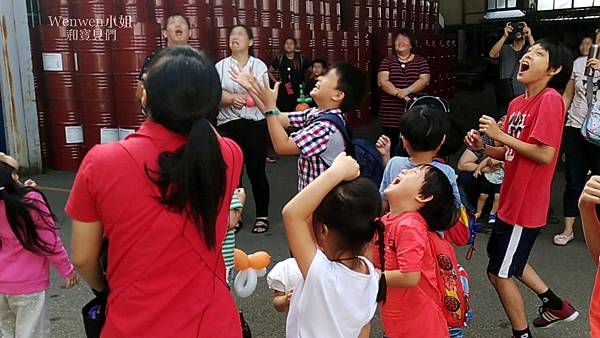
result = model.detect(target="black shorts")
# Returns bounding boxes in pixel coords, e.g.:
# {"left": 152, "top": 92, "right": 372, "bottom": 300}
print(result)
{"left": 487, "top": 218, "right": 541, "bottom": 278}
{"left": 479, "top": 176, "right": 501, "bottom": 195}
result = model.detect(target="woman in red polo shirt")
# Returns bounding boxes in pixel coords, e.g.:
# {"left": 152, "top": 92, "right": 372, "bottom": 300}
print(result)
{"left": 66, "top": 46, "right": 243, "bottom": 337}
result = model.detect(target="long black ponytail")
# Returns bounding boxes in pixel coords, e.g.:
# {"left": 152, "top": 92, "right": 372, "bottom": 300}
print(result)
{"left": 375, "top": 218, "right": 387, "bottom": 303}
{"left": 144, "top": 46, "right": 227, "bottom": 249}
{"left": 0, "top": 162, "right": 58, "bottom": 255}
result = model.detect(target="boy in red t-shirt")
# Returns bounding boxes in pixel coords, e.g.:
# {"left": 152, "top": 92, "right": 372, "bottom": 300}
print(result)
{"left": 465, "top": 39, "right": 577, "bottom": 338}
{"left": 372, "top": 165, "right": 458, "bottom": 338}
{"left": 579, "top": 176, "right": 600, "bottom": 337}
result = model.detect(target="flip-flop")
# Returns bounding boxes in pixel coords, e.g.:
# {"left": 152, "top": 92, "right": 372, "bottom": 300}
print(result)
{"left": 252, "top": 218, "right": 270, "bottom": 234}
{"left": 553, "top": 233, "right": 574, "bottom": 246}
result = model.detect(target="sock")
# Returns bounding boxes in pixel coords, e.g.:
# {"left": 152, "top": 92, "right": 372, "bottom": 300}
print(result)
{"left": 512, "top": 327, "right": 532, "bottom": 338}
{"left": 538, "top": 289, "right": 563, "bottom": 310}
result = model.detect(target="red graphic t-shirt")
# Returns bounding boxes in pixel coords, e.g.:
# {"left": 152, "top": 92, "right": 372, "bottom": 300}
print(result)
{"left": 498, "top": 88, "right": 565, "bottom": 228}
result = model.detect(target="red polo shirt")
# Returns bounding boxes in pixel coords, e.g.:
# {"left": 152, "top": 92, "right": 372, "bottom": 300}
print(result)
{"left": 66, "top": 120, "right": 244, "bottom": 337}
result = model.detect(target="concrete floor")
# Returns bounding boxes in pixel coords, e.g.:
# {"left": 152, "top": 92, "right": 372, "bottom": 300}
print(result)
{"left": 26, "top": 155, "right": 595, "bottom": 338}
{"left": 6, "top": 84, "right": 597, "bottom": 337}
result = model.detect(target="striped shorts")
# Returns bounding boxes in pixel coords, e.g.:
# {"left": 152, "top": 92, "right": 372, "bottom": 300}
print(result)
{"left": 486, "top": 218, "right": 542, "bottom": 278}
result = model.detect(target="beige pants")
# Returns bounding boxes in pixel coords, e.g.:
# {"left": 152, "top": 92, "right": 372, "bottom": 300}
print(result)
{"left": 0, "top": 291, "right": 48, "bottom": 338}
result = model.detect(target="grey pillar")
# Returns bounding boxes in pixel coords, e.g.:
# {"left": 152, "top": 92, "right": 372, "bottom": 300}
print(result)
{"left": 0, "top": 0, "right": 42, "bottom": 173}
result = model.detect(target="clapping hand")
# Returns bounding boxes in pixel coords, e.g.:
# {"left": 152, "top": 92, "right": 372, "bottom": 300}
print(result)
{"left": 479, "top": 115, "right": 502, "bottom": 140}
{"left": 464, "top": 130, "right": 484, "bottom": 151}
{"left": 229, "top": 65, "right": 278, "bottom": 113}
{"left": 375, "top": 135, "right": 391, "bottom": 158}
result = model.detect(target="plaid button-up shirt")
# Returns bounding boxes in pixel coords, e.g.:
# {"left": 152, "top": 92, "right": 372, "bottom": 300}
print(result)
{"left": 289, "top": 107, "right": 345, "bottom": 191}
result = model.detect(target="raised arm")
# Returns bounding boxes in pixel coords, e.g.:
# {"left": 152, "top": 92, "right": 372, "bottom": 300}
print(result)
{"left": 376, "top": 135, "right": 392, "bottom": 166}
{"left": 489, "top": 23, "right": 512, "bottom": 59}
{"left": 229, "top": 66, "right": 299, "bottom": 154}
{"left": 281, "top": 153, "right": 360, "bottom": 278}
{"left": 523, "top": 23, "right": 535, "bottom": 46}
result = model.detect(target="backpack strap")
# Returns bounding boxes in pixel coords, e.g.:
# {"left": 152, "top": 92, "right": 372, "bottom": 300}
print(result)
{"left": 587, "top": 75, "right": 594, "bottom": 113}
{"left": 312, "top": 113, "right": 351, "bottom": 145}
{"left": 425, "top": 232, "right": 448, "bottom": 311}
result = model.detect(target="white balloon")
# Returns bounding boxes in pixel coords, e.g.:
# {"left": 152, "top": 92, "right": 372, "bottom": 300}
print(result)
{"left": 234, "top": 269, "right": 257, "bottom": 298}
{"left": 256, "top": 268, "right": 267, "bottom": 278}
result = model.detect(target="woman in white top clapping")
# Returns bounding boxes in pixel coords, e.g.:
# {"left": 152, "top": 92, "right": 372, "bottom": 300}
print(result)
{"left": 216, "top": 24, "right": 271, "bottom": 234}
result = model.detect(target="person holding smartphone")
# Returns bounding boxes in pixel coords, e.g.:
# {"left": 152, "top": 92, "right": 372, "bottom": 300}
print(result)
{"left": 489, "top": 22, "right": 535, "bottom": 116}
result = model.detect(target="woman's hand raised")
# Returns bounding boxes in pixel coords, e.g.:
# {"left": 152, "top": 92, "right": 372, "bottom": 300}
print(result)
{"left": 229, "top": 65, "right": 279, "bottom": 113}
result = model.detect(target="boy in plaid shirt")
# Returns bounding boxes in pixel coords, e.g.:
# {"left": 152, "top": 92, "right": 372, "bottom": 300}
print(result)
{"left": 231, "top": 63, "right": 367, "bottom": 190}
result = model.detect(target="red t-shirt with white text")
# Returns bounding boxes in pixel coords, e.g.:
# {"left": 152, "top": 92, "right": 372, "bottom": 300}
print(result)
{"left": 498, "top": 88, "right": 565, "bottom": 228}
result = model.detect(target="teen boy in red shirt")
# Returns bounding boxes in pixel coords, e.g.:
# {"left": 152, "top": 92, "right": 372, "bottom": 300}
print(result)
{"left": 465, "top": 39, "right": 578, "bottom": 338}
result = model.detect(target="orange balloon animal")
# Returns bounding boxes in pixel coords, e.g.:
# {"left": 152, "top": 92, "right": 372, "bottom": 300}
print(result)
{"left": 295, "top": 102, "right": 310, "bottom": 111}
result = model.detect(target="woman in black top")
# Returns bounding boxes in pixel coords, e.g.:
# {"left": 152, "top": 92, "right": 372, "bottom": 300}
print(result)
{"left": 269, "top": 37, "right": 311, "bottom": 112}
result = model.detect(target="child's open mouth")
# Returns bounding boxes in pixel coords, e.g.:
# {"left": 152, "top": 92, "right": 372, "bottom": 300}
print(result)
{"left": 519, "top": 61, "right": 530, "bottom": 73}
{"left": 175, "top": 29, "right": 183, "bottom": 36}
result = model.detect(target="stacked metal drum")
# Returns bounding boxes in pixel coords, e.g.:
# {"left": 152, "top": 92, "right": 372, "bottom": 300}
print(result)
{"left": 112, "top": 1, "right": 161, "bottom": 133}
{"left": 39, "top": 0, "right": 82, "bottom": 170}
{"left": 31, "top": 0, "right": 455, "bottom": 170}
